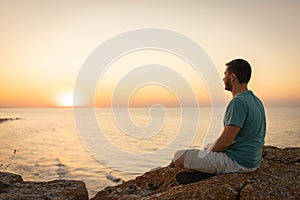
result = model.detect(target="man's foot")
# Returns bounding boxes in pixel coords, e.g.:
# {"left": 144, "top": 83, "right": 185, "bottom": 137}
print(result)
{"left": 175, "top": 171, "right": 216, "bottom": 185}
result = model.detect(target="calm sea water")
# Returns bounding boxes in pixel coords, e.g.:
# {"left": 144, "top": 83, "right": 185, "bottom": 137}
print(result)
{"left": 0, "top": 107, "right": 299, "bottom": 197}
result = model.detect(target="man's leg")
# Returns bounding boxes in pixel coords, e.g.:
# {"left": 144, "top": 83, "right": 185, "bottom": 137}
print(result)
{"left": 172, "top": 149, "right": 216, "bottom": 185}
{"left": 172, "top": 150, "right": 186, "bottom": 168}
{"left": 173, "top": 149, "right": 254, "bottom": 174}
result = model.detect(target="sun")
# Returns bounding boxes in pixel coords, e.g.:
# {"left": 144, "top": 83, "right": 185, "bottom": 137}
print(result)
{"left": 60, "top": 92, "right": 73, "bottom": 107}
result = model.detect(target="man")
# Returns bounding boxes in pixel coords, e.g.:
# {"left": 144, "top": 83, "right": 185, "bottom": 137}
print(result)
{"left": 173, "top": 58, "right": 266, "bottom": 182}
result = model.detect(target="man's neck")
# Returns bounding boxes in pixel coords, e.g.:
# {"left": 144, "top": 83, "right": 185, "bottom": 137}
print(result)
{"left": 231, "top": 84, "right": 249, "bottom": 98}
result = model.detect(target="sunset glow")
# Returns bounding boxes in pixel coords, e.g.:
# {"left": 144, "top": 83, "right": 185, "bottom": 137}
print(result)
{"left": 0, "top": 1, "right": 299, "bottom": 108}
{"left": 59, "top": 92, "right": 74, "bottom": 107}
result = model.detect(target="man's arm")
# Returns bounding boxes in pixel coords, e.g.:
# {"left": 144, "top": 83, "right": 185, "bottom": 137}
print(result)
{"left": 207, "top": 125, "right": 240, "bottom": 152}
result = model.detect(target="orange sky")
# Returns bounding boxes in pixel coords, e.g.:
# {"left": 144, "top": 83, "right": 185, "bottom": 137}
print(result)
{"left": 0, "top": 1, "right": 299, "bottom": 108}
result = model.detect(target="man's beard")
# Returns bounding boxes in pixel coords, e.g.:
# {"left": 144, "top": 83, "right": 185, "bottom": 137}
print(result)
{"left": 225, "top": 86, "right": 232, "bottom": 91}
{"left": 224, "top": 78, "right": 232, "bottom": 91}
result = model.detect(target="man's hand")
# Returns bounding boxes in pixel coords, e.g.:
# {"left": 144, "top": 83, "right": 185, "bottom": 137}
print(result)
{"left": 208, "top": 125, "right": 241, "bottom": 152}
{"left": 204, "top": 143, "right": 212, "bottom": 150}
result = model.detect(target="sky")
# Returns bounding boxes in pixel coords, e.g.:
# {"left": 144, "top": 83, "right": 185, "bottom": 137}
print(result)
{"left": 0, "top": 0, "right": 299, "bottom": 107}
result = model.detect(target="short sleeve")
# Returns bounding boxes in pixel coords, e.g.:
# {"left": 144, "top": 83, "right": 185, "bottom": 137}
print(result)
{"left": 224, "top": 99, "right": 247, "bottom": 128}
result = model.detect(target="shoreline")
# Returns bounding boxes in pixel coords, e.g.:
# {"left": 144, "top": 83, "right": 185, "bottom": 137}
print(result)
{"left": 1, "top": 145, "right": 299, "bottom": 199}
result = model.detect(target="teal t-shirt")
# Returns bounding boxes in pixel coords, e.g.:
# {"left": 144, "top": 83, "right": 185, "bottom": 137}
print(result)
{"left": 224, "top": 91, "right": 266, "bottom": 169}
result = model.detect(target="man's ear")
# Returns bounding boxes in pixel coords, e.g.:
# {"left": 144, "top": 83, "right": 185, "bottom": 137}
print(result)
{"left": 231, "top": 73, "right": 237, "bottom": 81}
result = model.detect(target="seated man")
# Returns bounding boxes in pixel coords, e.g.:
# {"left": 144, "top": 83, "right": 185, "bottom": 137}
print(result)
{"left": 173, "top": 59, "right": 266, "bottom": 182}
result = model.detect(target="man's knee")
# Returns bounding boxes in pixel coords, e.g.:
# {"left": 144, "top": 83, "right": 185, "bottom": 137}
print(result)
{"left": 173, "top": 150, "right": 186, "bottom": 168}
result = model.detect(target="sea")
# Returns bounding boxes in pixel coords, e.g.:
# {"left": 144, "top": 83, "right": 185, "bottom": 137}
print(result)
{"left": 0, "top": 107, "right": 299, "bottom": 197}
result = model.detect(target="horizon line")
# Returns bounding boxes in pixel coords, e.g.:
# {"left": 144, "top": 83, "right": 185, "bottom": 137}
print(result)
{"left": 1, "top": 104, "right": 300, "bottom": 109}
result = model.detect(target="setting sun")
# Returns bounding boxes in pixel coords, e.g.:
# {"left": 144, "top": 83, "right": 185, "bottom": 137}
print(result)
{"left": 59, "top": 92, "right": 74, "bottom": 107}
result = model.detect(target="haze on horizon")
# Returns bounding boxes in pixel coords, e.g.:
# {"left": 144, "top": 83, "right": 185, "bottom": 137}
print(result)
{"left": 0, "top": 0, "right": 299, "bottom": 108}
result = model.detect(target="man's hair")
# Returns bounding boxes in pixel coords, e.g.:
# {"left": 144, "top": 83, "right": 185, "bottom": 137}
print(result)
{"left": 226, "top": 59, "right": 252, "bottom": 83}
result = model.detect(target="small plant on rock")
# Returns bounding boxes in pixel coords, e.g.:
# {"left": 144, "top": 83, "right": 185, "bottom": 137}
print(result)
{"left": 0, "top": 149, "right": 17, "bottom": 172}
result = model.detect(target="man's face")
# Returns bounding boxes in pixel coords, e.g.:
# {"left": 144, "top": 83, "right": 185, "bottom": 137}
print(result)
{"left": 223, "top": 67, "right": 232, "bottom": 91}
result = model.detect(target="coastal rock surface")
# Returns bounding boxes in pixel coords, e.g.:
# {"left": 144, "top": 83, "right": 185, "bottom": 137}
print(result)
{"left": 0, "top": 146, "right": 298, "bottom": 199}
{"left": 92, "top": 146, "right": 300, "bottom": 200}
{"left": 0, "top": 172, "right": 88, "bottom": 200}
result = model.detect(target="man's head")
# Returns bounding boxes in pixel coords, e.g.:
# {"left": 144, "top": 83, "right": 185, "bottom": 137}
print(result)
{"left": 223, "top": 59, "right": 252, "bottom": 91}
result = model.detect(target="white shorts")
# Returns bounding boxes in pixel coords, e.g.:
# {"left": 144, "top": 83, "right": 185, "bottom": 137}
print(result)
{"left": 183, "top": 149, "right": 258, "bottom": 174}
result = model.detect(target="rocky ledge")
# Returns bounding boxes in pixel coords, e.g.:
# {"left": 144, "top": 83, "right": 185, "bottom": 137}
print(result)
{"left": 0, "top": 146, "right": 299, "bottom": 200}
{"left": 0, "top": 172, "right": 88, "bottom": 200}
{"left": 92, "top": 146, "right": 300, "bottom": 200}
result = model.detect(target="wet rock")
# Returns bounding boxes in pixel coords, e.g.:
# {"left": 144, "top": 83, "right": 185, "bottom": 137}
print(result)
{"left": 92, "top": 146, "right": 300, "bottom": 200}
{"left": 106, "top": 173, "right": 122, "bottom": 183}
{"left": 0, "top": 117, "right": 20, "bottom": 123}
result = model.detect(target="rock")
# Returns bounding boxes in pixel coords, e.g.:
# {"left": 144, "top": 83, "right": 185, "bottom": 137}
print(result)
{"left": 91, "top": 146, "right": 300, "bottom": 200}
{"left": 0, "top": 172, "right": 23, "bottom": 185}
{"left": 106, "top": 173, "right": 122, "bottom": 183}
{"left": 0, "top": 117, "right": 20, "bottom": 123}
{"left": 0, "top": 172, "right": 88, "bottom": 200}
